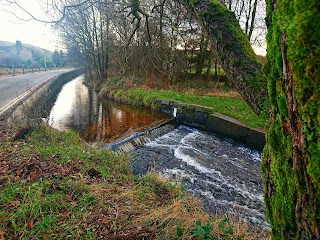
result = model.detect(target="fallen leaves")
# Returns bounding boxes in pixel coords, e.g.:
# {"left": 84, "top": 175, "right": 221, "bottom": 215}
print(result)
{"left": 0, "top": 228, "right": 5, "bottom": 240}
{"left": 15, "top": 169, "right": 23, "bottom": 176}
{"left": 0, "top": 151, "right": 83, "bottom": 184}
{"left": 65, "top": 194, "right": 72, "bottom": 201}
{"left": 0, "top": 216, "right": 6, "bottom": 223}
{"left": 28, "top": 219, "right": 34, "bottom": 229}
{"left": 60, "top": 210, "right": 72, "bottom": 217}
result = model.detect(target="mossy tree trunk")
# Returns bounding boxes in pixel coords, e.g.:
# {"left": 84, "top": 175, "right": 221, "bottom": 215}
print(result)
{"left": 261, "top": 0, "right": 320, "bottom": 238}
{"left": 181, "top": 0, "right": 320, "bottom": 238}
{"left": 180, "top": 0, "right": 267, "bottom": 116}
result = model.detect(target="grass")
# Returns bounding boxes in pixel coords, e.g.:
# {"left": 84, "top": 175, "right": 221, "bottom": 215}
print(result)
{"left": 103, "top": 86, "right": 266, "bottom": 129}
{"left": 186, "top": 67, "right": 226, "bottom": 76}
{"left": 0, "top": 124, "right": 269, "bottom": 239}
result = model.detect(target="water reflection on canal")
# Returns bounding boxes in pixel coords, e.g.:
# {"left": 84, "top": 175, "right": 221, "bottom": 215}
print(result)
{"left": 48, "top": 75, "right": 170, "bottom": 146}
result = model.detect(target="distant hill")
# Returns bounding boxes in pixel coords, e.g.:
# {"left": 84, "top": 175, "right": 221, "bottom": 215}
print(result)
{"left": 0, "top": 40, "right": 53, "bottom": 68}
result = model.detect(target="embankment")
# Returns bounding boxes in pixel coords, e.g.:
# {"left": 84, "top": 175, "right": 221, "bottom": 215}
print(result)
{"left": 13, "top": 69, "right": 83, "bottom": 125}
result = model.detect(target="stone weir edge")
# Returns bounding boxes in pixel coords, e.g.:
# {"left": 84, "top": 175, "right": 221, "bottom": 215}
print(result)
{"left": 156, "top": 99, "right": 266, "bottom": 151}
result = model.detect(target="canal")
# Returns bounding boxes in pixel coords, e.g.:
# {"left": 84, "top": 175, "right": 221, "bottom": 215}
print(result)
{"left": 48, "top": 75, "right": 268, "bottom": 230}
{"left": 48, "top": 75, "right": 171, "bottom": 147}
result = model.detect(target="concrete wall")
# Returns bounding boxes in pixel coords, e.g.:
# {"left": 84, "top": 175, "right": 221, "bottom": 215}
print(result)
{"left": 13, "top": 69, "right": 83, "bottom": 125}
{"left": 157, "top": 100, "right": 266, "bottom": 151}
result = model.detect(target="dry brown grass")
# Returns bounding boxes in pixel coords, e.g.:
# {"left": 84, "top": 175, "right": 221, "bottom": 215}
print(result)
{"left": 88, "top": 173, "right": 270, "bottom": 239}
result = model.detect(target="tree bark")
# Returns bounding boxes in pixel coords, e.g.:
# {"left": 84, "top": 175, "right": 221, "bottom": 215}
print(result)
{"left": 180, "top": 0, "right": 267, "bottom": 116}
{"left": 179, "top": 0, "right": 319, "bottom": 238}
{"left": 261, "top": 0, "right": 320, "bottom": 238}
{"left": 195, "top": 33, "right": 207, "bottom": 76}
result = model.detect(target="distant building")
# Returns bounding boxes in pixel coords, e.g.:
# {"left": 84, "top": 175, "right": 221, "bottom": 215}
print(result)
{"left": 0, "top": 40, "right": 51, "bottom": 67}
{"left": 0, "top": 40, "right": 32, "bottom": 61}
{"left": 16, "top": 40, "right": 22, "bottom": 56}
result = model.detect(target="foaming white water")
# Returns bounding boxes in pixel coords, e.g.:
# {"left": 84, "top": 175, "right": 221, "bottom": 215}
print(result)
{"left": 145, "top": 142, "right": 176, "bottom": 149}
{"left": 174, "top": 145, "right": 223, "bottom": 177}
{"left": 193, "top": 189, "right": 269, "bottom": 230}
{"left": 236, "top": 146, "right": 262, "bottom": 162}
{"left": 133, "top": 125, "right": 268, "bottom": 229}
{"left": 160, "top": 168, "right": 196, "bottom": 183}
{"left": 169, "top": 149, "right": 263, "bottom": 202}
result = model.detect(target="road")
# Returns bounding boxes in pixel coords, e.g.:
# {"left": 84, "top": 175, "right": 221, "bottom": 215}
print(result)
{"left": 0, "top": 69, "right": 72, "bottom": 110}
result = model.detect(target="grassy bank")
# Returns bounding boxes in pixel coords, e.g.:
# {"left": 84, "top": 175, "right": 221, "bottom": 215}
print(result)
{"left": 99, "top": 77, "right": 267, "bottom": 129}
{"left": 0, "top": 124, "right": 268, "bottom": 239}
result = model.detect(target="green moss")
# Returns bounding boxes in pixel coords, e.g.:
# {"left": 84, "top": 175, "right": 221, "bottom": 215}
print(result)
{"left": 262, "top": 119, "right": 296, "bottom": 239}
{"left": 183, "top": 0, "right": 266, "bottom": 99}
{"left": 263, "top": 0, "right": 320, "bottom": 238}
{"left": 204, "top": 0, "right": 258, "bottom": 63}
{"left": 278, "top": 95, "right": 288, "bottom": 118}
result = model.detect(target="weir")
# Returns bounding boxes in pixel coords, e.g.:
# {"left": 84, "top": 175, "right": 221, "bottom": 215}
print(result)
{"left": 102, "top": 117, "right": 177, "bottom": 154}
{"left": 45, "top": 75, "right": 268, "bottom": 230}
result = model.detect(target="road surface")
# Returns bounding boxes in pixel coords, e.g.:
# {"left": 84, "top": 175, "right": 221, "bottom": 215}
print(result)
{"left": 0, "top": 69, "right": 72, "bottom": 110}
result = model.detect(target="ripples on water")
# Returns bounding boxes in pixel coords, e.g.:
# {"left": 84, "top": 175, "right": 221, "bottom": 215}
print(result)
{"left": 132, "top": 125, "right": 269, "bottom": 230}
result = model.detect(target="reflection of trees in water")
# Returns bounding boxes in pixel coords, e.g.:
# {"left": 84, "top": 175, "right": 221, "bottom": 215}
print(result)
{"left": 50, "top": 77, "right": 169, "bottom": 144}
{"left": 72, "top": 79, "right": 90, "bottom": 127}
{"left": 82, "top": 98, "right": 169, "bottom": 144}
{"left": 62, "top": 81, "right": 170, "bottom": 144}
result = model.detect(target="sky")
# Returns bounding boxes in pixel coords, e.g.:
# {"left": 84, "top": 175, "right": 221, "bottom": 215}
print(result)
{"left": 0, "top": 0, "right": 266, "bottom": 55}
{"left": 0, "top": 0, "right": 60, "bottom": 51}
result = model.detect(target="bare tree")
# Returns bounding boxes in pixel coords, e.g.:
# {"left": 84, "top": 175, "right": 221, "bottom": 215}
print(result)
{"left": 219, "top": 0, "right": 266, "bottom": 51}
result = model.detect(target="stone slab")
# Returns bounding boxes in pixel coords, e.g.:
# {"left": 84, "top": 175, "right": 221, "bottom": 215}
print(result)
{"left": 206, "top": 113, "right": 250, "bottom": 144}
{"left": 246, "top": 128, "right": 266, "bottom": 151}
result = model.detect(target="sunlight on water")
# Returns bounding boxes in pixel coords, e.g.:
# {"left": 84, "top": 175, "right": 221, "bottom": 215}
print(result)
{"left": 48, "top": 75, "right": 170, "bottom": 147}
{"left": 49, "top": 76, "right": 89, "bottom": 130}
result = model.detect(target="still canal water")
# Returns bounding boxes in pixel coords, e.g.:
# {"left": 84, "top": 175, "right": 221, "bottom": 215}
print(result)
{"left": 48, "top": 75, "right": 170, "bottom": 147}
{"left": 49, "top": 75, "right": 268, "bottom": 230}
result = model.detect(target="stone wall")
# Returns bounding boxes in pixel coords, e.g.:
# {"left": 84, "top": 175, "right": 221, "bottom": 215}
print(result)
{"left": 157, "top": 100, "right": 266, "bottom": 150}
{"left": 13, "top": 69, "right": 83, "bottom": 125}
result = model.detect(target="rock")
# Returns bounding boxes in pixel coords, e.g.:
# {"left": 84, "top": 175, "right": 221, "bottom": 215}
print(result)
{"left": 12, "top": 127, "right": 33, "bottom": 141}
{"left": 87, "top": 168, "right": 102, "bottom": 178}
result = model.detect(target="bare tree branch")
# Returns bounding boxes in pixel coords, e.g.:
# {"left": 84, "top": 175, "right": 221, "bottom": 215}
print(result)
{"left": 125, "top": 0, "right": 151, "bottom": 46}
{"left": 5, "top": 0, "right": 97, "bottom": 23}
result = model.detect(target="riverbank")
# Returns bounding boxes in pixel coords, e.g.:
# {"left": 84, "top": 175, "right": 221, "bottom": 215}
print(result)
{"left": 0, "top": 122, "right": 269, "bottom": 239}
{"left": 0, "top": 73, "right": 270, "bottom": 239}
{"left": 99, "top": 77, "right": 267, "bottom": 129}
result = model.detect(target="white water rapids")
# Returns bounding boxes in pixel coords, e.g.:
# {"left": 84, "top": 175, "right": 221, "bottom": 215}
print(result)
{"left": 131, "top": 125, "right": 269, "bottom": 230}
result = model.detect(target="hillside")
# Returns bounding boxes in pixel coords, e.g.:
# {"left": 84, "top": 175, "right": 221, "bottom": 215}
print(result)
{"left": 0, "top": 40, "right": 52, "bottom": 68}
